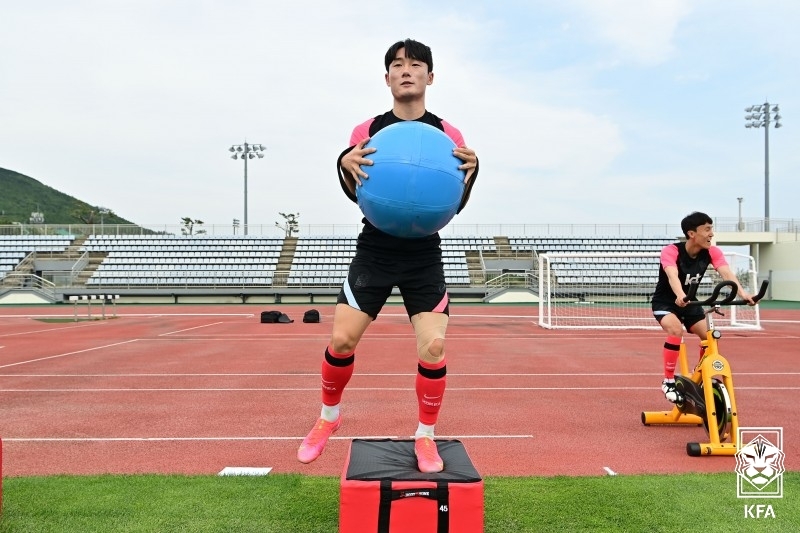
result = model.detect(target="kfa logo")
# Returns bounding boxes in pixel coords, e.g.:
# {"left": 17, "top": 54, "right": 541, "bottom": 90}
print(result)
{"left": 735, "top": 427, "right": 785, "bottom": 499}
{"left": 684, "top": 274, "right": 702, "bottom": 286}
{"left": 744, "top": 505, "right": 776, "bottom": 519}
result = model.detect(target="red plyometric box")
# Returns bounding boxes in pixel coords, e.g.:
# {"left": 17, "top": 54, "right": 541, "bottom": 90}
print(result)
{"left": 340, "top": 439, "right": 483, "bottom": 533}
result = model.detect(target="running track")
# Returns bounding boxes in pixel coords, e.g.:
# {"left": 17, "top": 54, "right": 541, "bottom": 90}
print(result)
{"left": 1, "top": 304, "right": 798, "bottom": 478}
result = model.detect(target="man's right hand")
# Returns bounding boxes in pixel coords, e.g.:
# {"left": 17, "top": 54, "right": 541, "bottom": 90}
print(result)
{"left": 340, "top": 138, "right": 377, "bottom": 190}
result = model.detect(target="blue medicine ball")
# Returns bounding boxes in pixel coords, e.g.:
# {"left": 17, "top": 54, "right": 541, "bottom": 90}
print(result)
{"left": 356, "top": 121, "right": 466, "bottom": 239}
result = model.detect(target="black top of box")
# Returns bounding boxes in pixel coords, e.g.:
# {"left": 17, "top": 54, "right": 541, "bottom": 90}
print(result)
{"left": 345, "top": 439, "right": 482, "bottom": 483}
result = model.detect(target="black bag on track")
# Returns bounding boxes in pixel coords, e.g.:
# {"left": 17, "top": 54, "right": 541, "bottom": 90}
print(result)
{"left": 303, "top": 309, "right": 320, "bottom": 323}
{"left": 261, "top": 310, "right": 293, "bottom": 323}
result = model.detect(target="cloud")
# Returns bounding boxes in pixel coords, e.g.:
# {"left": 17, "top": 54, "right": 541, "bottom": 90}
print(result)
{"left": 0, "top": 0, "right": 797, "bottom": 230}
{"left": 567, "top": 0, "right": 693, "bottom": 66}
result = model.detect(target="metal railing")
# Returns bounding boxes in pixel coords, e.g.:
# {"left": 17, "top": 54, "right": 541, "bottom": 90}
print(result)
{"left": 485, "top": 271, "right": 538, "bottom": 296}
{"left": 2, "top": 217, "right": 798, "bottom": 238}
{"left": 0, "top": 273, "right": 57, "bottom": 301}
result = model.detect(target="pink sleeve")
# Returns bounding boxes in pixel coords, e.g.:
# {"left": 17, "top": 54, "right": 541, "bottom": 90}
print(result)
{"left": 349, "top": 118, "right": 374, "bottom": 146}
{"left": 660, "top": 244, "right": 679, "bottom": 269}
{"left": 709, "top": 246, "right": 728, "bottom": 269}
{"left": 440, "top": 120, "right": 466, "bottom": 147}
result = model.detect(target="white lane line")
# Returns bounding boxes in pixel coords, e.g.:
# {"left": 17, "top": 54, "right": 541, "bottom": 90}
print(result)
{"left": 0, "top": 322, "right": 100, "bottom": 338}
{"left": 0, "top": 339, "right": 140, "bottom": 369}
{"left": 3, "top": 434, "right": 534, "bottom": 443}
{"left": 140, "top": 335, "right": 577, "bottom": 340}
{"left": 0, "top": 314, "right": 254, "bottom": 319}
{"left": 1, "top": 372, "right": 799, "bottom": 378}
{"left": 1, "top": 386, "right": 798, "bottom": 393}
{"left": 160, "top": 322, "right": 226, "bottom": 336}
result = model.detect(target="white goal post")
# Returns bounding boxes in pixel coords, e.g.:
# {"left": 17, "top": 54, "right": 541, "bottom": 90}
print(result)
{"left": 537, "top": 252, "right": 762, "bottom": 329}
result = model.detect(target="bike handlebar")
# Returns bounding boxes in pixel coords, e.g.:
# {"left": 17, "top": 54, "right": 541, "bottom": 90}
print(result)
{"left": 683, "top": 280, "right": 769, "bottom": 307}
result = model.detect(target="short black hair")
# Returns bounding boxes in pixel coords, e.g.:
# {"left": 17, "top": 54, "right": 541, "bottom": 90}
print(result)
{"left": 384, "top": 39, "right": 433, "bottom": 73}
{"left": 681, "top": 211, "right": 713, "bottom": 238}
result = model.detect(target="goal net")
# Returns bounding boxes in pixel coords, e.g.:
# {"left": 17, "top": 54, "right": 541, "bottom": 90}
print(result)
{"left": 537, "top": 252, "right": 761, "bottom": 329}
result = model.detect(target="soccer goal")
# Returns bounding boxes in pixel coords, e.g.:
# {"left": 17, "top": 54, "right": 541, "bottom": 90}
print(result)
{"left": 537, "top": 251, "right": 761, "bottom": 329}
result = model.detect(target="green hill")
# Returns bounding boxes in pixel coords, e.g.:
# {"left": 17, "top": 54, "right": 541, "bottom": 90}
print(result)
{"left": 0, "top": 167, "right": 134, "bottom": 225}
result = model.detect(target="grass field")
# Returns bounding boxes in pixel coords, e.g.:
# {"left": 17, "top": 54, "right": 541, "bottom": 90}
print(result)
{"left": 1, "top": 472, "right": 797, "bottom": 532}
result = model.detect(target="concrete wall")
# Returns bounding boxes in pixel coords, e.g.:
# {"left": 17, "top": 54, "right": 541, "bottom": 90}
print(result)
{"left": 483, "top": 259, "right": 534, "bottom": 271}
{"left": 484, "top": 287, "right": 539, "bottom": 303}
{"left": 0, "top": 291, "right": 50, "bottom": 304}
{"left": 715, "top": 231, "right": 800, "bottom": 302}
{"left": 759, "top": 233, "right": 800, "bottom": 301}
{"left": 34, "top": 259, "right": 77, "bottom": 271}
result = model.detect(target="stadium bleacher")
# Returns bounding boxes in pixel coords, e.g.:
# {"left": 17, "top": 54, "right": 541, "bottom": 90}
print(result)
{"left": 288, "top": 236, "right": 480, "bottom": 287}
{"left": 509, "top": 236, "right": 670, "bottom": 253}
{"left": 288, "top": 237, "right": 353, "bottom": 287}
{"left": 0, "top": 234, "right": 74, "bottom": 252}
{"left": 0, "top": 235, "right": 75, "bottom": 274}
{"left": 510, "top": 236, "right": 674, "bottom": 289}
{"left": 0, "top": 233, "right": 682, "bottom": 297}
{"left": 0, "top": 251, "right": 26, "bottom": 275}
{"left": 81, "top": 235, "right": 281, "bottom": 288}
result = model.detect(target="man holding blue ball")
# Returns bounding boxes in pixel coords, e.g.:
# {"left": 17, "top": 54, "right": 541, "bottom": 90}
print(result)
{"left": 297, "top": 38, "right": 479, "bottom": 473}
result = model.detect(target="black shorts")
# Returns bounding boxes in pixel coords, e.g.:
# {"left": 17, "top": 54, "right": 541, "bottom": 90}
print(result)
{"left": 651, "top": 301, "right": 705, "bottom": 330}
{"left": 337, "top": 251, "right": 449, "bottom": 319}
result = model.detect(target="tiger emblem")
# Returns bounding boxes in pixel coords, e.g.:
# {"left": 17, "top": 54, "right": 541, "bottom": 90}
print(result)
{"left": 735, "top": 434, "right": 786, "bottom": 491}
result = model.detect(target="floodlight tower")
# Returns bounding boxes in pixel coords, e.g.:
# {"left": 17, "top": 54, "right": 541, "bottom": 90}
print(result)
{"left": 744, "top": 102, "right": 782, "bottom": 231}
{"left": 229, "top": 142, "right": 266, "bottom": 235}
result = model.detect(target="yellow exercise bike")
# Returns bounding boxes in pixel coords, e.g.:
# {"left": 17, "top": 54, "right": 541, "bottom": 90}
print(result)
{"left": 641, "top": 279, "right": 769, "bottom": 456}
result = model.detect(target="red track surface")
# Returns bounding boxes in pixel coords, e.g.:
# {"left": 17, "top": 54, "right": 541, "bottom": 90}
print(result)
{"left": 1, "top": 304, "right": 798, "bottom": 478}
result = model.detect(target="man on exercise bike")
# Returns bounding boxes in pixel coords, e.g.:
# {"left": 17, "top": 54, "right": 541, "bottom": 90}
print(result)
{"left": 651, "top": 211, "right": 755, "bottom": 403}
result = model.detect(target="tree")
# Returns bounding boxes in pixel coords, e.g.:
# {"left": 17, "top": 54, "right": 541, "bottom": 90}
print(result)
{"left": 69, "top": 203, "right": 115, "bottom": 225}
{"left": 70, "top": 203, "right": 99, "bottom": 224}
{"left": 181, "top": 217, "right": 206, "bottom": 235}
{"left": 275, "top": 212, "right": 300, "bottom": 237}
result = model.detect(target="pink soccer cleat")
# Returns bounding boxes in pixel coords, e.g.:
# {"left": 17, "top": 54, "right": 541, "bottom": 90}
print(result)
{"left": 414, "top": 436, "right": 444, "bottom": 473}
{"left": 297, "top": 417, "right": 341, "bottom": 464}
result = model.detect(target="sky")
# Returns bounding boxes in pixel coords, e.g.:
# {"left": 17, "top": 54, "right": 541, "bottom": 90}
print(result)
{"left": 1, "top": 0, "right": 797, "bottom": 233}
